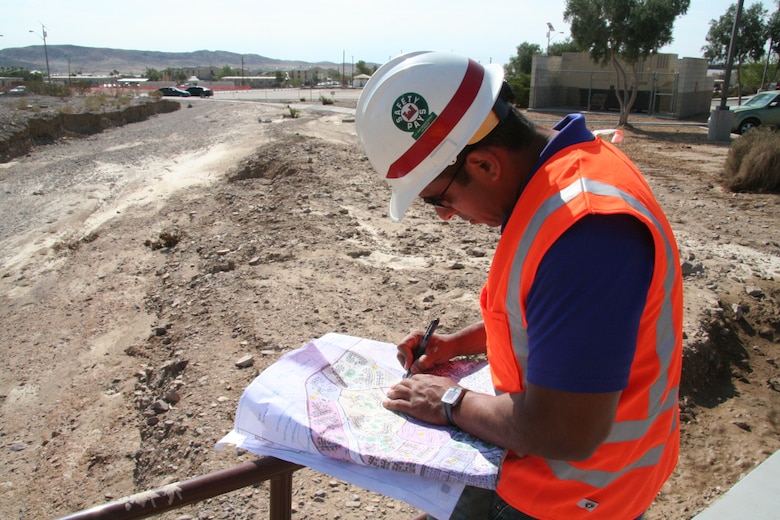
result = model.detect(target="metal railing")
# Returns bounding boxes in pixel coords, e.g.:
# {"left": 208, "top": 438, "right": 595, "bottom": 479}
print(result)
{"left": 58, "top": 457, "right": 302, "bottom": 520}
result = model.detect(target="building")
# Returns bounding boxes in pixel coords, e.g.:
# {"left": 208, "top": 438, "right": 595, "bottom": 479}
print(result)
{"left": 352, "top": 74, "right": 371, "bottom": 88}
{"left": 530, "top": 51, "right": 714, "bottom": 118}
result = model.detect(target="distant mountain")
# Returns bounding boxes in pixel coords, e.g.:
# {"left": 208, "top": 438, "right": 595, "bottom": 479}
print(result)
{"left": 0, "top": 45, "right": 346, "bottom": 76}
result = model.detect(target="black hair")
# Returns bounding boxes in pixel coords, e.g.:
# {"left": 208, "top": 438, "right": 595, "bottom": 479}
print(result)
{"left": 472, "top": 82, "right": 537, "bottom": 151}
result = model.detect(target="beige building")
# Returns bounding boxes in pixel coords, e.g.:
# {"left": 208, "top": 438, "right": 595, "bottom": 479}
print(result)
{"left": 288, "top": 67, "right": 332, "bottom": 86}
{"left": 530, "top": 52, "right": 714, "bottom": 118}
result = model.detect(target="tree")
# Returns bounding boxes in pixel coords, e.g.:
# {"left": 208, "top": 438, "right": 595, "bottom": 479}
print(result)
{"left": 547, "top": 38, "right": 581, "bottom": 56}
{"left": 215, "top": 65, "right": 238, "bottom": 80}
{"left": 504, "top": 43, "right": 542, "bottom": 108}
{"left": 355, "top": 60, "right": 373, "bottom": 76}
{"left": 704, "top": 2, "right": 769, "bottom": 100}
{"left": 564, "top": 0, "right": 691, "bottom": 126}
{"left": 506, "top": 42, "right": 543, "bottom": 76}
{"left": 145, "top": 68, "right": 161, "bottom": 81}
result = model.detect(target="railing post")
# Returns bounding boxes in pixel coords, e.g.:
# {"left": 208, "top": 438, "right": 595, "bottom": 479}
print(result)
{"left": 270, "top": 471, "right": 295, "bottom": 520}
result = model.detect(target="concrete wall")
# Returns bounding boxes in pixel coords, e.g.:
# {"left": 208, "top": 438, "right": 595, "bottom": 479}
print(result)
{"left": 676, "top": 57, "right": 714, "bottom": 118}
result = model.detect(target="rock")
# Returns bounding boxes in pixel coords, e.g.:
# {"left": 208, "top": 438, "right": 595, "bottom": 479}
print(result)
{"left": 681, "top": 260, "right": 704, "bottom": 276}
{"left": 745, "top": 285, "right": 764, "bottom": 298}
{"left": 235, "top": 355, "right": 254, "bottom": 368}
{"left": 164, "top": 390, "right": 181, "bottom": 404}
{"left": 151, "top": 400, "right": 170, "bottom": 414}
{"left": 162, "top": 359, "right": 189, "bottom": 373}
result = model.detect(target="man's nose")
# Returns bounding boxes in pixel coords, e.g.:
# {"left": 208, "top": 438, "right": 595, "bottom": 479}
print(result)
{"left": 434, "top": 206, "right": 457, "bottom": 221}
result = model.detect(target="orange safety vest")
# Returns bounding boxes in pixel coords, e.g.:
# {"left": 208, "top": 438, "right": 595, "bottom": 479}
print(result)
{"left": 481, "top": 136, "right": 683, "bottom": 520}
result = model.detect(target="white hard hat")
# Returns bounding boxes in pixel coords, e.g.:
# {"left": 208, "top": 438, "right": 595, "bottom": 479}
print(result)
{"left": 355, "top": 51, "right": 505, "bottom": 222}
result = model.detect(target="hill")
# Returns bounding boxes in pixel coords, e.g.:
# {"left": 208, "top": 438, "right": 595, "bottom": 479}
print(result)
{"left": 0, "top": 44, "right": 345, "bottom": 76}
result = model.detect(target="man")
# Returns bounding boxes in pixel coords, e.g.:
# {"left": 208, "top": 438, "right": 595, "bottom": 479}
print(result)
{"left": 355, "top": 52, "right": 683, "bottom": 520}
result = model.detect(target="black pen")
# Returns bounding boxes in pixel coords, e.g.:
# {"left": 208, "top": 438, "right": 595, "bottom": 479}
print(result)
{"left": 405, "top": 318, "right": 439, "bottom": 378}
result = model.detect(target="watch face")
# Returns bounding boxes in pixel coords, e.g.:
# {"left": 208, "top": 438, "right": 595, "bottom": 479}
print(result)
{"left": 442, "top": 386, "right": 463, "bottom": 405}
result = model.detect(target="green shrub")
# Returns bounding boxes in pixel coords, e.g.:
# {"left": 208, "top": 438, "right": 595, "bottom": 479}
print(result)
{"left": 286, "top": 105, "right": 300, "bottom": 119}
{"left": 505, "top": 74, "right": 530, "bottom": 108}
{"left": 723, "top": 127, "right": 780, "bottom": 193}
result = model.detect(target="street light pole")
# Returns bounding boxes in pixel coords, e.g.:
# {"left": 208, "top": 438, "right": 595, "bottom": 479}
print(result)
{"left": 29, "top": 24, "right": 51, "bottom": 83}
{"left": 546, "top": 22, "right": 564, "bottom": 55}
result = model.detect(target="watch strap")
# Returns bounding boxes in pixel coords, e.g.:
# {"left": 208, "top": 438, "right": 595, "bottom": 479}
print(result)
{"left": 442, "top": 386, "right": 465, "bottom": 427}
{"left": 443, "top": 401, "right": 456, "bottom": 427}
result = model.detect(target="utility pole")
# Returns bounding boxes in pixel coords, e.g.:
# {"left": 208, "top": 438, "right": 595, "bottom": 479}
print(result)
{"left": 29, "top": 23, "right": 51, "bottom": 82}
{"left": 760, "top": 35, "right": 774, "bottom": 90}
{"left": 718, "top": 0, "right": 744, "bottom": 111}
{"left": 709, "top": 0, "right": 744, "bottom": 141}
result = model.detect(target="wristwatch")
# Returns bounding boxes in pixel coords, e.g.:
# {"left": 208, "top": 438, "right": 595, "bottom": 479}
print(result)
{"left": 441, "top": 386, "right": 466, "bottom": 427}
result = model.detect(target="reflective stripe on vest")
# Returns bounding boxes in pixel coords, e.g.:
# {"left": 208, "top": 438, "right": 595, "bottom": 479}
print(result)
{"left": 505, "top": 177, "right": 679, "bottom": 488}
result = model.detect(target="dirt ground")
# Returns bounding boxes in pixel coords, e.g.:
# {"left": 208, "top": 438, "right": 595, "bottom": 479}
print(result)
{"left": 0, "top": 92, "right": 778, "bottom": 520}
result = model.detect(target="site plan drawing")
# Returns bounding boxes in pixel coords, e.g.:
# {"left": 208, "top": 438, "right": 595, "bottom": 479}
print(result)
{"left": 218, "top": 333, "right": 504, "bottom": 517}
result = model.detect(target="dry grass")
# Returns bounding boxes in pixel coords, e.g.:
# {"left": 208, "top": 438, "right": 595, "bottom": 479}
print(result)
{"left": 723, "top": 128, "right": 780, "bottom": 193}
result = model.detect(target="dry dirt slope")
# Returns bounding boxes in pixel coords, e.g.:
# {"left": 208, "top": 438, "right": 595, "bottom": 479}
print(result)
{"left": 0, "top": 97, "right": 778, "bottom": 520}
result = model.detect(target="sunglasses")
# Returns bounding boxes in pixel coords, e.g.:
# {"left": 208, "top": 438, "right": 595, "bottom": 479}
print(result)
{"left": 421, "top": 151, "right": 468, "bottom": 209}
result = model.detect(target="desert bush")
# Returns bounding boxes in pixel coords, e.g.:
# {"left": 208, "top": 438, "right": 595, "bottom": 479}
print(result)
{"left": 723, "top": 127, "right": 780, "bottom": 193}
{"left": 286, "top": 105, "right": 300, "bottom": 119}
{"left": 320, "top": 95, "right": 334, "bottom": 105}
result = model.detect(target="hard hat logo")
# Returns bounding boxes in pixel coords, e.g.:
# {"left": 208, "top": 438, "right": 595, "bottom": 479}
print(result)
{"left": 392, "top": 93, "right": 437, "bottom": 140}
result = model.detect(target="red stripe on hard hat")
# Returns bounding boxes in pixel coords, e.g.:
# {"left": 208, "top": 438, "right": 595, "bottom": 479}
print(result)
{"left": 386, "top": 59, "right": 484, "bottom": 179}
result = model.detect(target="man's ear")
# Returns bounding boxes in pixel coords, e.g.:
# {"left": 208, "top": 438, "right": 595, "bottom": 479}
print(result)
{"left": 464, "top": 147, "right": 502, "bottom": 182}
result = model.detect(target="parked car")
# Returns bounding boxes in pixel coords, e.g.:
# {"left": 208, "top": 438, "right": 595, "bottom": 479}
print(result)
{"left": 8, "top": 86, "right": 28, "bottom": 95}
{"left": 157, "top": 87, "right": 191, "bottom": 97}
{"left": 185, "top": 86, "right": 213, "bottom": 97}
{"left": 731, "top": 91, "right": 780, "bottom": 134}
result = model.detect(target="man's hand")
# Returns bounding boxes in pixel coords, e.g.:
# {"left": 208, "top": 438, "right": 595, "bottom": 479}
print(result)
{"left": 396, "top": 332, "right": 453, "bottom": 375}
{"left": 383, "top": 374, "right": 457, "bottom": 425}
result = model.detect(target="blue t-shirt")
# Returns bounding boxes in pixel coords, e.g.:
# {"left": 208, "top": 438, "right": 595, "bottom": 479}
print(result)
{"left": 518, "top": 115, "right": 654, "bottom": 393}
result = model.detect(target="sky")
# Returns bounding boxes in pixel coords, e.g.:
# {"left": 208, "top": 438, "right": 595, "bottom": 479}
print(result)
{"left": 0, "top": 0, "right": 755, "bottom": 68}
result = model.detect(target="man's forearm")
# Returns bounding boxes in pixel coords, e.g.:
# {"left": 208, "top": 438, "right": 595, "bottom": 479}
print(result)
{"left": 446, "top": 320, "right": 487, "bottom": 357}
